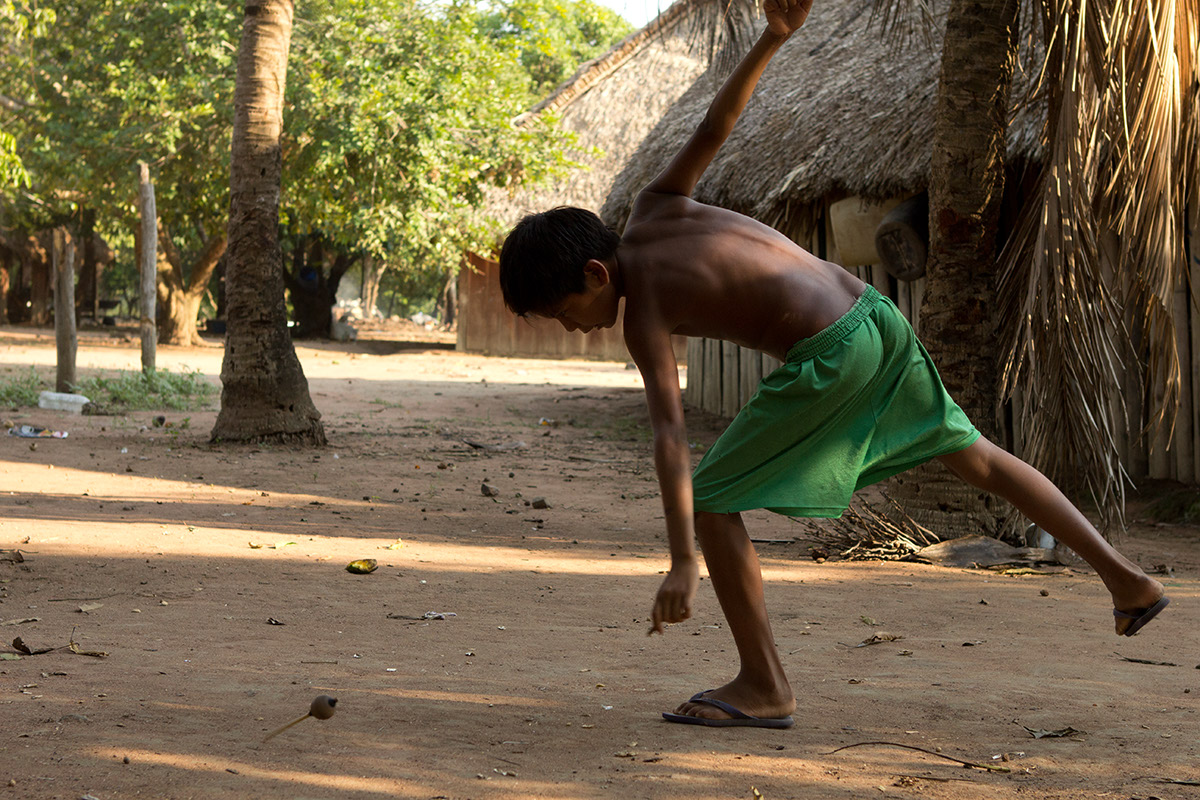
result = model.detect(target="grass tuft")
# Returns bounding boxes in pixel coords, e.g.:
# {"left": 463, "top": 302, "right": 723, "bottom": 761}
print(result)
{"left": 0, "top": 367, "right": 216, "bottom": 412}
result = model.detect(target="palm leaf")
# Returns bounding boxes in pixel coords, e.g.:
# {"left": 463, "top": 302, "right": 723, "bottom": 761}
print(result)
{"left": 1000, "top": 0, "right": 1200, "bottom": 530}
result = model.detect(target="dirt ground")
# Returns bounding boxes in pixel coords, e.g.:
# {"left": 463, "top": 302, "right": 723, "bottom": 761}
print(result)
{"left": 0, "top": 324, "right": 1196, "bottom": 800}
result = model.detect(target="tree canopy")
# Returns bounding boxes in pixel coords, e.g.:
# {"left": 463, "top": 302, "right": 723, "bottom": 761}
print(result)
{"left": 0, "top": 0, "right": 625, "bottom": 321}
{"left": 477, "top": 0, "right": 634, "bottom": 95}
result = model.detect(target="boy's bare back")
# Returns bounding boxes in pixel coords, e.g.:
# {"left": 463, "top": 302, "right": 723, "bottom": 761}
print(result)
{"left": 620, "top": 190, "right": 865, "bottom": 363}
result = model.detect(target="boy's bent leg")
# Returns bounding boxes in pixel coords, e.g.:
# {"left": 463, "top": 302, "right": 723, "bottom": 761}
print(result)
{"left": 937, "top": 438, "right": 1166, "bottom": 634}
{"left": 671, "top": 512, "right": 796, "bottom": 722}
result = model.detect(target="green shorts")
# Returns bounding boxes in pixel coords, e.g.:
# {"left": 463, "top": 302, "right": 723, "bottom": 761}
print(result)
{"left": 691, "top": 285, "right": 979, "bottom": 518}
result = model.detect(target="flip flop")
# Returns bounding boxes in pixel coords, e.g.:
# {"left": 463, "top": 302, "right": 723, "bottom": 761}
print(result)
{"left": 1114, "top": 595, "right": 1170, "bottom": 636}
{"left": 662, "top": 692, "right": 794, "bottom": 729}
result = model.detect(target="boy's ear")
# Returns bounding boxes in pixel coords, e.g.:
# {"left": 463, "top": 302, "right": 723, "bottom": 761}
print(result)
{"left": 583, "top": 259, "right": 611, "bottom": 288}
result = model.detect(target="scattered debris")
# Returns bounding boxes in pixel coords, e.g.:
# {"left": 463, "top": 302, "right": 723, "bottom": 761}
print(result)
{"left": 481, "top": 483, "right": 500, "bottom": 497}
{"left": 1021, "top": 725, "right": 1084, "bottom": 739}
{"left": 463, "top": 438, "right": 528, "bottom": 452}
{"left": 76, "top": 603, "right": 103, "bottom": 614}
{"left": 11, "top": 637, "right": 54, "bottom": 655}
{"left": 913, "top": 535, "right": 1058, "bottom": 569}
{"left": 0, "top": 549, "right": 25, "bottom": 564}
{"left": 267, "top": 618, "right": 285, "bottom": 626}
{"left": 1151, "top": 778, "right": 1200, "bottom": 786}
{"left": 387, "top": 611, "right": 457, "bottom": 621}
{"left": 7, "top": 425, "right": 68, "bottom": 439}
{"left": 530, "top": 497, "right": 550, "bottom": 510}
{"left": 68, "top": 629, "right": 108, "bottom": 658}
{"left": 855, "top": 632, "right": 904, "bottom": 647}
{"left": 1, "top": 617, "right": 39, "bottom": 626}
{"left": 346, "top": 559, "right": 378, "bottom": 574}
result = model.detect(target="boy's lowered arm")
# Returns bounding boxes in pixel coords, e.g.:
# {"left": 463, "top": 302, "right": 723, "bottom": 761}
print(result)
{"left": 641, "top": 0, "right": 812, "bottom": 199}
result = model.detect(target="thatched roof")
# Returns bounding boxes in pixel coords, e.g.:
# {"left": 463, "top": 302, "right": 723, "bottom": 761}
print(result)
{"left": 484, "top": 0, "right": 760, "bottom": 228}
{"left": 601, "top": 0, "right": 1045, "bottom": 236}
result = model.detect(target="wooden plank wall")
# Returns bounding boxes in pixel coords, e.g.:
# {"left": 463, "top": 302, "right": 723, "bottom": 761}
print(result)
{"left": 458, "top": 252, "right": 630, "bottom": 361}
{"left": 457, "top": 252, "right": 687, "bottom": 362}
{"left": 684, "top": 204, "right": 1200, "bottom": 486}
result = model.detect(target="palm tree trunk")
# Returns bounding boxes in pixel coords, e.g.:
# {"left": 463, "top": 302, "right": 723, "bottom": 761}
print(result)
{"left": 211, "top": 0, "right": 324, "bottom": 445}
{"left": 890, "top": 0, "right": 1019, "bottom": 539}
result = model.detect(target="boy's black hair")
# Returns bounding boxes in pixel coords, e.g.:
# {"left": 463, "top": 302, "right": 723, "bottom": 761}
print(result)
{"left": 498, "top": 206, "right": 621, "bottom": 317}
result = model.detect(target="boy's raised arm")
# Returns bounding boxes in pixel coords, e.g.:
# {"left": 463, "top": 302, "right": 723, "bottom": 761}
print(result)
{"left": 641, "top": 0, "right": 812, "bottom": 199}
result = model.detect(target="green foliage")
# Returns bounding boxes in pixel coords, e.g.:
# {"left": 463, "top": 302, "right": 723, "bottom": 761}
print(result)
{"left": 73, "top": 369, "right": 216, "bottom": 412}
{"left": 0, "top": 367, "right": 44, "bottom": 407}
{"left": 284, "top": 0, "right": 580, "bottom": 284}
{"left": 478, "top": 0, "right": 634, "bottom": 95}
{"left": 1, "top": 0, "right": 237, "bottom": 267}
{"left": 1, "top": 0, "right": 629, "bottom": 318}
{"left": 0, "top": 1, "right": 55, "bottom": 188}
{"left": 0, "top": 365, "right": 215, "bottom": 411}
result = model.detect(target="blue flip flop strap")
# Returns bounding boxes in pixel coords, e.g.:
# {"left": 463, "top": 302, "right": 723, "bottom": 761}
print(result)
{"left": 692, "top": 696, "right": 753, "bottom": 720}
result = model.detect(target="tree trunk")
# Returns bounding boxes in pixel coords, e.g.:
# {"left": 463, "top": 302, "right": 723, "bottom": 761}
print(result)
{"left": 53, "top": 229, "right": 77, "bottom": 392}
{"left": 286, "top": 242, "right": 355, "bottom": 339}
{"left": 138, "top": 163, "right": 158, "bottom": 373}
{"left": 889, "top": 0, "right": 1019, "bottom": 540}
{"left": 360, "top": 254, "right": 382, "bottom": 319}
{"left": 157, "top": 221, "right": 227, "bottom": 345}
{"left": 212, "top": 0, "right": 324, "bottom": 445}
{"left": 78, "top": 209, "right": 98, "bottom": 322}
{"left": 0, "top": 240, "right": 11, "bottom": 325}
{"left": 439, "top": 268, "right": 457, "bottom": 328}
{"left": 29, "top": 232, "right": 51, "bottom": 326}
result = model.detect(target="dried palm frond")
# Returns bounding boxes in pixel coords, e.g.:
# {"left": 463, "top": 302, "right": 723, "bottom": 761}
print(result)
{"left": 793, "top": 494, "right": 942, "bottom": 560}
{"left": 999, "top": 0, "right": 1200, "bottom": 531}
{"left": 868, "top": 0, "right": 938, "bottom": 49}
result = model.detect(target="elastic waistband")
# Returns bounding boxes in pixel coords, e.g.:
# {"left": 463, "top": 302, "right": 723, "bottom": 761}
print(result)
{"left": 785, "top": 284, "right": 882, "bottom": 363}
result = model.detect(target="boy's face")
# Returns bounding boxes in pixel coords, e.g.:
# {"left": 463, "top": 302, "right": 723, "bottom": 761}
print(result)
{"left": 545, "top": 261, "right": 619, "bottom": 334}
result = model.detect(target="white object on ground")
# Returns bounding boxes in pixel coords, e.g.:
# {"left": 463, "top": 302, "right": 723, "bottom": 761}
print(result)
{"left": 38, "top": 391, "right": 90, "bottom": 413}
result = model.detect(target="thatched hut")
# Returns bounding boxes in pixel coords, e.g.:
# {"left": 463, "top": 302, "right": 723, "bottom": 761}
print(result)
{"left": 456, "top": 0, "right": 754, "bottom": 361}
{"left": 600, "top": 0, "right": 1200, "bottom": 487}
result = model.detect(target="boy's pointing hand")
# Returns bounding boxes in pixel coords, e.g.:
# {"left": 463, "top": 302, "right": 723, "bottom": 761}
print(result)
{"left": 648, "top": 558, "right": 699, "bottom": 635}
{"left": 763, "top": 0, "right": 812, "bottom": 36}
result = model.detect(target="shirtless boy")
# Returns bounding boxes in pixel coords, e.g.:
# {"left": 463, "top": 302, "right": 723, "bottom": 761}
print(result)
{"left": 498, "top": 0, "right": 1168, "bottom": 728}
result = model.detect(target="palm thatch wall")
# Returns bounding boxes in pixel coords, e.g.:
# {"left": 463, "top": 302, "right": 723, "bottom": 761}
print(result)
{"left": 601, "top": 0, "right": 1044, "bottom": 235}
{"left": 457, "top": 0, "right": 756, "bottom": 360}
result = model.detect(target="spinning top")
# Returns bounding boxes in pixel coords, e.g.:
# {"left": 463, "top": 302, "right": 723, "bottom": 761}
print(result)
{"left": 263, "top": 695, "right": 338, "bottom": 742}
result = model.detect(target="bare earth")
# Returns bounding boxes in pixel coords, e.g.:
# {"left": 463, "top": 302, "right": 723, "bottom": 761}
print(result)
{"left": 0, "top": 325, "right": 1196, "bottom": 800}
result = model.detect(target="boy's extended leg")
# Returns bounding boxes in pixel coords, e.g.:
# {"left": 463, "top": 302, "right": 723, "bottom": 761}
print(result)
{"left": 938, "top": 437, "right": 1167, "bottom": 635}
{"left": 668, "top": 511, "right": 797, "bottom": 723}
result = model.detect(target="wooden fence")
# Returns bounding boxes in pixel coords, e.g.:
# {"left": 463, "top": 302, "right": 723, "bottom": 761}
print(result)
{"left": 684, "top": 206, "right": 1200, "bottom": 486}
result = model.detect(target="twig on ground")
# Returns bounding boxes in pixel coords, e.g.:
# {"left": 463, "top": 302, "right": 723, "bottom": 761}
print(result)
{"left": 824, "top": 741, "right": 1011, "bottom": 773}
{"left": 1115, "top": 653, "right": 1179, "bottom": 667}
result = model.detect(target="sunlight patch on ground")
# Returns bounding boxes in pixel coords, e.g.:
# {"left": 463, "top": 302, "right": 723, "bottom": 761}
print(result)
{"left": 90, "top": 748, "right": 431, "bottom": 798}
{"left": 0, "top": 337, "right": 660, "bottom": 389}
{"left": 361, "top": 686, "right": 562, "bottom": 708}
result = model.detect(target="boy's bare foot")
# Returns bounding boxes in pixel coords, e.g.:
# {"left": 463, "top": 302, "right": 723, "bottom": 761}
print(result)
{"left": 669, "top": 676, "right": 795, "bottom": 723}
{"left": 1112, "top": 576, "right": 1168, "bottom": 636}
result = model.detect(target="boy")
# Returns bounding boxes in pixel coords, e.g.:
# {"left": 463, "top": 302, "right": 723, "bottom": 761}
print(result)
{"left": 498, "top": 0, "right": 1168, "bottom": 728}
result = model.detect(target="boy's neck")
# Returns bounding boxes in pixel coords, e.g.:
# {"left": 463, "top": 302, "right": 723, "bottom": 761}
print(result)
{"left": 608, "top": 253, "right": 626, "bottom": 298}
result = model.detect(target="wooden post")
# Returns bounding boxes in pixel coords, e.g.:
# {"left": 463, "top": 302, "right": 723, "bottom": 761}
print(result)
{"left": 138, "top": 162, "right": 157, "bottom": 374}
{"left": 1172, "top": 275, "right": 1193, "bottom": 482}
{"left": 53, "top": 228, "right": 77, "bottom": 392}
{"left": 1190, "top": 201, "right": 1200, "bottom": 483}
